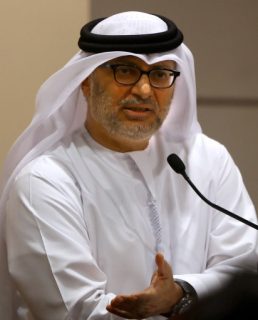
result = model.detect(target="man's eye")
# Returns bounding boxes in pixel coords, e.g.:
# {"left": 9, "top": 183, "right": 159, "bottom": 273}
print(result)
{"left": 153, "top": 70, "right": 168, "bottom": 78}
{"left": 117, "top": 67, "right": 133, "bottom": 74}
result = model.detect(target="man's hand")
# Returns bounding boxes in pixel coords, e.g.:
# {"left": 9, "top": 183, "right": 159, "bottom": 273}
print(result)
{"left": 106, "top": 252, "right": 183, "bottom": 319}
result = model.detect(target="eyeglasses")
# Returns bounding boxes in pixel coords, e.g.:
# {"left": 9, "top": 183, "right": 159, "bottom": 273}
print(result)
{"left": 103, "top": 64, "right": 180, "bottom": 89}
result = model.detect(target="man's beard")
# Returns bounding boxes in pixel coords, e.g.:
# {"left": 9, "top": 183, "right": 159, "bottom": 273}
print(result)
{"left": 88, "top": 81, "right": 171, "bottom": 140}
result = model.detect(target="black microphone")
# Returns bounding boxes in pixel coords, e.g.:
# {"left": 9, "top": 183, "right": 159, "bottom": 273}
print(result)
{"left": 167, "top": 153, "right": 258, "bottom": 230}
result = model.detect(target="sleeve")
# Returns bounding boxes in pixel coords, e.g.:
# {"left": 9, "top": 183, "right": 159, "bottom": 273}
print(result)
{"left": 5, "top": 158, "right": 120, "bottom": 320}
{"left": 175, "top": 144, "right": 258, "bottom": 298}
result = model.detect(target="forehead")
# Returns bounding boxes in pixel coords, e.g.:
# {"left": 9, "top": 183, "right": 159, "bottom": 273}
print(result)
{"left": 105, "top": 55, "right": 176, "bottom": 69}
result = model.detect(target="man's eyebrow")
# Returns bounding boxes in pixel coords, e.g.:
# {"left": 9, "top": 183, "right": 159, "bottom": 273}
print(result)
{"left": 108, "top": 60, "right": 175, "bottom": 69}
{"left": 109, "top": 60, "right": 137, "bottom": 66}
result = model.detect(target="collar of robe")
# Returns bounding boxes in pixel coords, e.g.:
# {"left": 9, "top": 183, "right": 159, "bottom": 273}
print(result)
{"left": 78, "top": 15, "right": 184, "bottom": 54}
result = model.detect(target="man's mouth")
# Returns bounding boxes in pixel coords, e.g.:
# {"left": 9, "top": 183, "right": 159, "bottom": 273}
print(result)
{"left": 123, "top": 105, "right": 152, "bottom": 112}
{"left": 122, "top": 105, "right": 154, "bottom": 120}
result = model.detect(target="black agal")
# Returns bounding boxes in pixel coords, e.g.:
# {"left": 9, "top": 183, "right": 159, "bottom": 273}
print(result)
{"left": 78, "top": 15, "right": 183, "bottom": 54}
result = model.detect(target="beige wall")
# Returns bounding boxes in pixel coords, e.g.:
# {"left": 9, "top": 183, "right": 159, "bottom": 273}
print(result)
{"left": 0, "top": 0, "right": 90, "bottom": 170}
{"left": 91, "top": 0, "right": 258, "bottom": 210}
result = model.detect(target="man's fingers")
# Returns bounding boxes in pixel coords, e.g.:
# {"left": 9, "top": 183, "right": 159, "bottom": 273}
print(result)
{"left": 107, "top": 294, "right": 151, "bottom": 319}
{"left": 109, "top": 295, "right": 125, "bottom": 307}
{"left": 109, "top": 294, "right": 141, "bottom": 310}
{"left": 106, "top": 305, "right": 135, "bottom": 319}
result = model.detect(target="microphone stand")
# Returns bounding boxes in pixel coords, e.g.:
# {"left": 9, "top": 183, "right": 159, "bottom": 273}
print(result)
{"left": 182, "top": 170, "right": 258, "bottom": 230}
{"left": 167, "top": 153, "right": 258, "bottom": 230}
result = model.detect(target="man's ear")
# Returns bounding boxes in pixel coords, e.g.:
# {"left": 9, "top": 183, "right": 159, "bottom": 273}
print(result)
{"left": 81, "top": 77, "right": 91, "bottom": 97}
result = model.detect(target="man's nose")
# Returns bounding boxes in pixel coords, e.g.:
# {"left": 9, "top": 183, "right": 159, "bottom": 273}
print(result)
{"left": 131, "top": 74, "right": 152, "bottom": 98}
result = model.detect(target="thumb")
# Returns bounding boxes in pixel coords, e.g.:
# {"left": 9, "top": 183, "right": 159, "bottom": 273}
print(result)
{"left": 155, "top": 252, "right": 165, "bottom": 276}
{"left": 155, "top": 252, "right": 173, "bottom": 278}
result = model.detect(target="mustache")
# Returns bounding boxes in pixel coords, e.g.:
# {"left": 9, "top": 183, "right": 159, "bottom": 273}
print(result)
{"left": 119, "top": 97, "right": 157, "bottom": 109}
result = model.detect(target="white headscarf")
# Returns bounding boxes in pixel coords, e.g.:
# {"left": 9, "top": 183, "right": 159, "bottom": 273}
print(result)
{"left": 0, "top": 11, "right": 201, "bottom": 317}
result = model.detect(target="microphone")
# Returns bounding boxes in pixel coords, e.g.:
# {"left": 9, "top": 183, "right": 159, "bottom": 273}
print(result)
{"left": 167, "top": 153, "right": 258, "bottom": 230}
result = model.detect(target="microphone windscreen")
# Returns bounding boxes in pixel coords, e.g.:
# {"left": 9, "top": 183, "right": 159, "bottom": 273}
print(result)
{"left": 167, "top": 153, "right": 186, "bottom": 174}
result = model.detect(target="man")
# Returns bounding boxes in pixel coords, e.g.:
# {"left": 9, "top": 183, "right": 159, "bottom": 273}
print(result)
{"left": 0, "top": 11, "right": 257, "bottom": 320}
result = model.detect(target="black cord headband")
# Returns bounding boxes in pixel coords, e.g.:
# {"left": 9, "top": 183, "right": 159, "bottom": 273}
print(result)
{"left": 78, "top": 15, "right": 184, "bottom": 54}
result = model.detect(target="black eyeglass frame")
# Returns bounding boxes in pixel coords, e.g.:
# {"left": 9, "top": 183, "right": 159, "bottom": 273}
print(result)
{"left": 103, "top": 63, "right": 180, "bottom": 89}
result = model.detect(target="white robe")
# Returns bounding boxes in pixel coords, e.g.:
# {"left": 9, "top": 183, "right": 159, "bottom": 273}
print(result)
{"left": 5, "top": 128, "right": 258, "bottom": 320}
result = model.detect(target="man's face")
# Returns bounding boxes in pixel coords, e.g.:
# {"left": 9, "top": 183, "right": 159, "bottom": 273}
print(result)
{"left": 82, "top": 56, "right": 176, "bottom": 151}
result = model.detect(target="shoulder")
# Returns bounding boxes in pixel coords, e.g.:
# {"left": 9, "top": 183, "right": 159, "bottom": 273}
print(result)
{"left": 194, "top": 133, "right": 228, "bottom": 154}
{"left": 20, "top": 152, "right": 73, "bottom": 182}
{"left": 11, "top": 145, "right": 79, "bottom": 199}
{"left": 161, "top": 132, "right": 233, "bottom": 168}
{"left": 163, "top": 133, "right": 238, "bottom": 183}
{"left": 190, "top": 133, "right": 233, "bottom": 166}
{"left": 186, "top": 134, "right": 241, "bottom": 188}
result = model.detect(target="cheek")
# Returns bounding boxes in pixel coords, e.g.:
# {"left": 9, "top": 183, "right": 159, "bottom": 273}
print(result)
{"left": 91, "top": 78, "right": 106, "bottom": 96}
{"left": 102, "top": 88, "right": 131, "bottom": 109}
{"left": 156, "top": 88, "right": 174, "bottom": 109}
